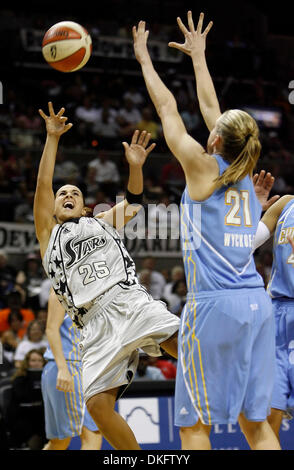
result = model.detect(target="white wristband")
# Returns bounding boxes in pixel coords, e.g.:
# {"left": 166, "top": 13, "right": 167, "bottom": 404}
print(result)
{"left": 254, "top": 221, "right": 271, "bottom": 251}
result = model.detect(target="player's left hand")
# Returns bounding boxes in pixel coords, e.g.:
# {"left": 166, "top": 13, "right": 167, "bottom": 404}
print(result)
{"left": 122, "top": 130, "right": 156, "bottom": 167}
{"left": 168, "top": 11, "right": 213, "bottom": 57}
{"left": 253, "top": 170, "right": 280, "bottom": 212}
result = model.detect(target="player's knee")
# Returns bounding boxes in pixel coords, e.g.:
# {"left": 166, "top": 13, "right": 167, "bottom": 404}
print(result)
{"left": 86, "top": 395, "right": 113, "bottom": 425}
{"left": 179, "top": 422, "right": 210, "bottom": 439}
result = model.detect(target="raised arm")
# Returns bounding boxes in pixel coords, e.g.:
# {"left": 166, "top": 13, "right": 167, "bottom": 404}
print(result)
{"left": 34, "top": 102, "right": 72, "bottom": 257}
{"left": 96, "top": 129, "right": 155, "bottom": 229}
{"left": 169, "top": 11, "right": 221, "bottom": 132}
{"left": 45, "top": 288, "right": 73, "bottom": 393}
{"left": 132, "top": 21, "right": 215, "bottom": 178}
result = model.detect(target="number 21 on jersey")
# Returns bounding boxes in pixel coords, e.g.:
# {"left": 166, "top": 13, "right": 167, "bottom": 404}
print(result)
{"left": 225, "top": 188, "right": 252, "bottom": 227}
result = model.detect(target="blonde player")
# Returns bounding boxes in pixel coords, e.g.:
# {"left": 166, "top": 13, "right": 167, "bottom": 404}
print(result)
{"left": 34, "top": 104, "right": 179, "bottom": 450}
{"left": 133, "top": 13, "right": 280, "bottom": 450}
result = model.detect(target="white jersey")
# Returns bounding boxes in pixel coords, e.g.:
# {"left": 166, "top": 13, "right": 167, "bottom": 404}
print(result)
{"left": 43, "top": 216, "right": 138, "bottom": 328}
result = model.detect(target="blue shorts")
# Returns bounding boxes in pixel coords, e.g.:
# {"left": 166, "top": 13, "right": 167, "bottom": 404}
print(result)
{"left": 41, "top": 360, "right": 98, "bottom": 440}
{"left": 271, "top": 298, "right": 294, "bottom": 417}
{"left": 175, "top": 288, "right": 275, "bottom": 426}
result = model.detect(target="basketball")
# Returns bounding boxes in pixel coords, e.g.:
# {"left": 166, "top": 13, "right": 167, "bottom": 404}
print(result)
{"left": 42, "top": 21, "right": 92, "bottom": 72}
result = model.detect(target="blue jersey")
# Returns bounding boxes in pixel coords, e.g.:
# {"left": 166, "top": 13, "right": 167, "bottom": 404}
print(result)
{"left": 180, "top": 154, "right": 263, "bottom": 293}
{"left": 44, "top": 313, "right": 81, "bottom": 361}
{"left": 267, "top": 199, "right": 294, "bottom": 299}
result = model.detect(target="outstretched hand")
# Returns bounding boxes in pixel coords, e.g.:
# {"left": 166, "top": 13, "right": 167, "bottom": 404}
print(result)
{"left": 39, "top": 101, "right": 73, "bottom": 137}
{"left": 123, "top": 130, "right": 156, "bottom": 167}
{"left": 168, "top": 11, "right": 213, "bottom": 57}
{"left": 253, "top": 170, "right": 280, "bottom": 212}
{"left": 132, "top": 21, "right": 150, "bottom": 63}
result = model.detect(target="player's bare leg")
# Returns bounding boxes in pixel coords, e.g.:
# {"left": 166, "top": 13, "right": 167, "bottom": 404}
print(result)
{"left": 43, "top": 437, "right": 71, "bottom": 450}
{"left": 267, "top": 408, "right": 284, "bottom": 443}
{"left": 86, "top": 387, "right": 141, "bottom": 450}
{"left": 80, "top": 426, "right": 102, "bottom": 450}
{"left": 238, "top": 413, "right": 281, "bottom": 450}
{"left": 179, "top": 421, "right": 212, "bottom": 450}
{"left": 160, "top": 331, "right": 178, "bottom": 359}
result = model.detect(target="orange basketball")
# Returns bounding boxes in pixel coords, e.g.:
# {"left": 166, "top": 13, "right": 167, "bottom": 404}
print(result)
{"left": 42, "top": 21, "right": 92, "bottom": 72}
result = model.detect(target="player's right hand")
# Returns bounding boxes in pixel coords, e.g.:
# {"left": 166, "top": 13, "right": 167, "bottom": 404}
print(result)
{"left": 56, "top": 366, "right": 74, "bottom": 393}
{"left": 39, "top": 101, "right": 73, "bottom": 137}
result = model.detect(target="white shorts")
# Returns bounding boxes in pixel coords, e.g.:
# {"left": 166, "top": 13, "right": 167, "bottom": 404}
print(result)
{"left": 79, "top": 283, "right": 180, "bottom": 403}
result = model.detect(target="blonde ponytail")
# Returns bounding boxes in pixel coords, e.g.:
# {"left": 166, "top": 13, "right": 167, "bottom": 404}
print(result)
{"left": 214, "top": 110, "right": 261, "bottom": 189}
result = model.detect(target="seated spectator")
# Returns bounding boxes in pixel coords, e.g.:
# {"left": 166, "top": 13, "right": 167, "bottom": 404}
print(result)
{"left": 87, "top": 189, "right": 112, "bottom": 213}
{"left": 92, "top": 98, "right": 119, "bottom": 144}
{"left": 0, "top": 291, "right": 34, "bottom": 338}
{"left": 0, "top": 250, "right": 18, "bottom": 308}
{"left": 117, "top": 98, "right": 142, "bottom": 138}
{"left": 14, "top": 105, "right": 42, "bottom": 131}
{"left": 161, "top": 156, "right": 186, "bottom": 201}
{"left": 138, "top": 257, "right": 166, "bottom": 299}
{"left": 138, "top": 269, "right": 151, "bottom": 293}
{"left": 34, "top": 308, "right": 48, "bottom": 334}
{"left": 154, "top": 353, "right": 177, "bottom": 379}
{"left": 38, "top": 278, "right": 52, "bottom": 309}
{"left": 168, "top": 279, "right": 187, "bottom": 316}
{"left": 16, "top": 252, "right": 45, "bottom": 310}
{"left": 144, "top": 177, "right": 165, "bottom": 203}
{"left": 0, "top": 330, "right": 19, "bottom": 377}
{"left": 88, "top": 150, "right": 120, "bottom": 201}
{"left": 75, "top": 96, "right": 100, "bottom": 145}
{"left": 137, "top": 106, "right": 161, "bottom": 141}
{"left": 14, "top": 190, "right": 34, "bottom": 223}
{"left": 180, "top": 101, "right": 201, "bottom": 136}
{"left": 147, "top": 193, "right": 179, "bottom": 239}
{"left": 134, "top": 352, "right": 166, "bottom": 381}
{"left": 123, "top": 85, "right": 144, "bottom": 107}
{"left": 163, "top": 265, "right": 185, "bottom": 303}
{"left": 14, "top": 320, "right": 48, "bottom": 368}
{"left": 53, "top": 150, "right": 80, "bottom": 187}
{"left": 6, "top": 349, "right": 46, "bottom": 449}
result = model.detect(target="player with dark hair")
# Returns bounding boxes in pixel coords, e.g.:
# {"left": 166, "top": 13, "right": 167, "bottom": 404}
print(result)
{"left": 34, "top": 102, "right": 179, "bottom": 450}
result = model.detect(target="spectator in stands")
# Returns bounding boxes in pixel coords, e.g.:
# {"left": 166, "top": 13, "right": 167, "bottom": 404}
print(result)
{"left": 144, "top": 176, "right": 165, "bottom": 203}
{"left": 181, "top": 101, "right": 201, "bottom": 136}
{"left": 6, "top": 349, "right": 46, "bottom": 449}
{"left": 14, "top": 105, "right": 42, "bottom": 131}
{"left": 169, "top": 280, "right": 187, "bottom": 316}
{"left": 0, "top": 250, "right": 18, "bottom": 308}
{"left": 161, "top": 156, "right": 186, "bottom": 201}
{"left": 137, "top": 106, "right": 161, "bottom": 141}
{"left": 138, "top": 269, "right": 151, "bottom": 293}
{"left": 88, "top": 149, "right": 120, "bottom": 201}
{"left": 14, "top": 320, "right": 48, "bottom": 368}
{"left": 154, "top": 353, "right": 177, "bottom": 379}
{"left": 87, "top": 189, "right": 112, "bottom": 212}
{"left": 16, "top": 252, "right": 45, "bottom": 310}
{"left": 163, "top": 265, "right": 185, "bottom": 306}
{"left": 134, "top": 352, "right": 166, "bottom": 381}
{"left": 75, "top": 96, "right": 100, "bottom": 145}
{"left": 0, "top": 290, "right": 34, "bottom": 338}
{"left": 138, "top": 257, "right": 166, "bottom": 299}
{"left": 38, "top": 278, "right": 51, "bottom": 309}
{"left": 0, "top": 329, "right": 19, "bottom": 377}
{"left": 92, "top": 98, "right": 119, "bottom": 145}
{"left": 14, "top": 190, "right": 34, "bottom": 223}
{"left": 123, "top": 85, "right": 145, "bottom": 107}
{"left": 53, "top": 149, "right": 80, "bottom": 187}
{"left": 117, "top": 97, "right": 142, "bottom": 138}
{"left": 147, "top": 192, "right": 179, "bottom": 239}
